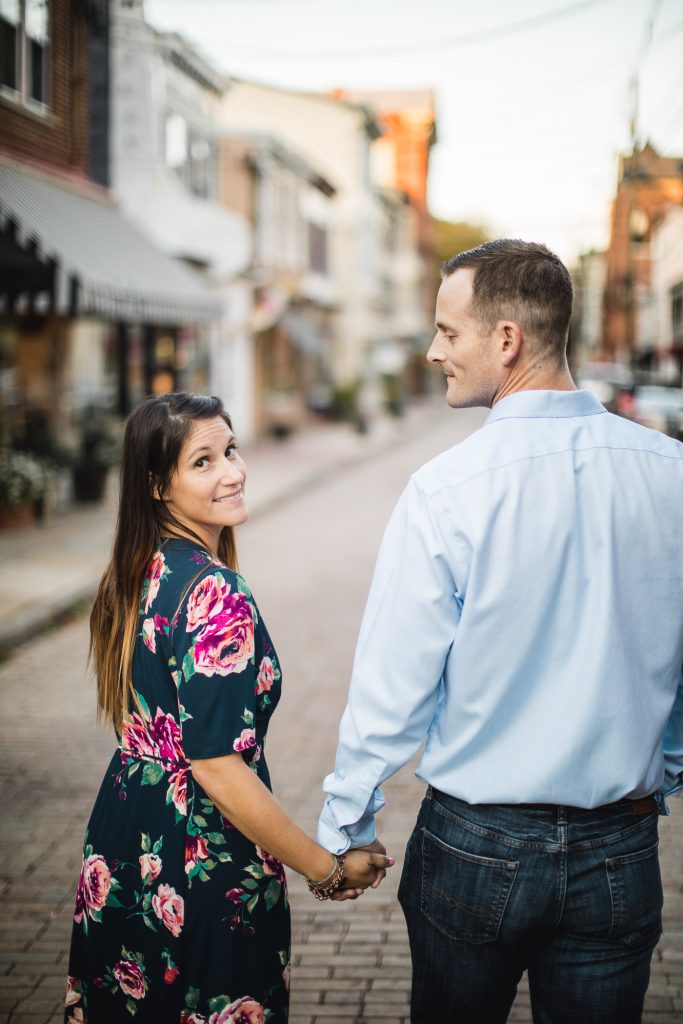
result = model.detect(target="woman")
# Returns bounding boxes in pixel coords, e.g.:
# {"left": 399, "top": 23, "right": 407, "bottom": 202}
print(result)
{"left": 65, "top": 393, "right": 391, "bottom": 1023}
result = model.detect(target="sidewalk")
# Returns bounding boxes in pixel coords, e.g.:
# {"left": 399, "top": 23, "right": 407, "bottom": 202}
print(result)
{"left": 0, "top": 400, "right": 443, "bottom": 655}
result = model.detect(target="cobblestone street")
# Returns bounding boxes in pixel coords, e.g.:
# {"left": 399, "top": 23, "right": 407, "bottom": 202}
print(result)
{"left": 1, "top": 408, "right": 681, "bottom": 1023}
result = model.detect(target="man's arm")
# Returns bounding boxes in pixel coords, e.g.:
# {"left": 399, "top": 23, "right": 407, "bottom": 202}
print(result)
{"left": 662, "top": 665, "right": 683, "bottom": 799}
{"left": 318, "top": 477, "right": 461, "bottom": 854}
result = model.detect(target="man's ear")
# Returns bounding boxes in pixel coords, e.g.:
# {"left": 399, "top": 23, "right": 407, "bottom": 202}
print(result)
{"left": 496, "top": 321, "right": 523, "bottom": 367}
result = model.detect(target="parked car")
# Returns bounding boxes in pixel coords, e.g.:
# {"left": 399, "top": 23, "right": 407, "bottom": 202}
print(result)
{"left": 576, "top": 362, "right": 634, "bottom": 411}
{"left": 631, "top": 385, "right": 683, "bottom": 440}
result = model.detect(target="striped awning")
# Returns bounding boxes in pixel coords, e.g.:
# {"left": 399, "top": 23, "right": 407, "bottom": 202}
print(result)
{"left": 0, "top": 159, "right": 222, "bottom": 324}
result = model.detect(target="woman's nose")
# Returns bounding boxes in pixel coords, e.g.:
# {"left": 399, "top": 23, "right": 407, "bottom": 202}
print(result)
{"left": 220, "top": 457, "right": 245, "bottom": 482}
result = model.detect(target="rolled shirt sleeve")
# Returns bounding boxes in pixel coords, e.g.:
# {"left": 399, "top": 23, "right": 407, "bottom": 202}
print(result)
{"left": 318, "top": 477, "right": 461, "bottom": 853}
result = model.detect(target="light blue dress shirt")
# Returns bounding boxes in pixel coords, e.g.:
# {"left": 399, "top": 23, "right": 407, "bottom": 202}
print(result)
{"left": 318, "top": 389, "right": 683, "bottom": 854}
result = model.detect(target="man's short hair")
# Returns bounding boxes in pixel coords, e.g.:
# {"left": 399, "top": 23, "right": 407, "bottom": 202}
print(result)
{"left": 442, "top": 239, "right": 573, "bottom": 361}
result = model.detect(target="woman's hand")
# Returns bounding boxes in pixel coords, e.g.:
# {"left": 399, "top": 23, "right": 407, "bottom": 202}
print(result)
{"left": 331, "top": 848, "right": 394, "bottom": 900}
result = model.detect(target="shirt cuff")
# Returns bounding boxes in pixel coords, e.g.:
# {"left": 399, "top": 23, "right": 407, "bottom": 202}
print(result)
{"left": 317, "top": 787, "right": 385, "bottom": 854}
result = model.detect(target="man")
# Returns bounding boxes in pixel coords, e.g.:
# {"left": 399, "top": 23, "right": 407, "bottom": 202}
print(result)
{"left": 318, "top": 239, "right": 683, "bottom": 1023}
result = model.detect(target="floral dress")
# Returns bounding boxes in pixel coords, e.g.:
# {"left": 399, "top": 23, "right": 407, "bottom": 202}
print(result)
{"left": 65, "top": 539, "right": 291, "bottom": 1023}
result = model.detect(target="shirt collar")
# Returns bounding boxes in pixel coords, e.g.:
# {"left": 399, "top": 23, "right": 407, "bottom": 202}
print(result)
{"left": 485, "top": 389, "right": 606, "bottom": 425}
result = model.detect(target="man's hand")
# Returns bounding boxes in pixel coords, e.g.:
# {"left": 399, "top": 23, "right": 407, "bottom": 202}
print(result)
{"left": 331, "top": 838, "right": 393, "bottom": 900}
{"left": 358, "top": 838, "right": 390, "bottom": 889}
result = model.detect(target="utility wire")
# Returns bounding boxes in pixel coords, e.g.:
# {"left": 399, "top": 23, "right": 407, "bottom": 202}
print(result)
{"left": 216, "top": 0, "right": 613, "bottom": 60}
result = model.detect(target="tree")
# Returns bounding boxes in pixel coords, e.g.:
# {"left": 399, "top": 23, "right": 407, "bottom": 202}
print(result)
{"left": 433, "top": 219, "right": 490, "bottom": 274}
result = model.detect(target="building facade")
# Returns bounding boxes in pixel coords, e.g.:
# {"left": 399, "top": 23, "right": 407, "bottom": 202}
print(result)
{"left": 0, "top": 0, "right": 219, "bottom": 518}
{"left": 603, "top": 143, "right": 683, "bottom": 366}
{"left": 110, "top": 0, "right": 253, "bottom": 434}
{"left": 219, "top": 132, "right": 336, "bottom": 436}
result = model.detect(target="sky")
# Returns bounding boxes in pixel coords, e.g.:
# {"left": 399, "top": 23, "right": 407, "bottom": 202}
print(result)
{"left": 144, "top": 0, "right": 683, "bottom": 264}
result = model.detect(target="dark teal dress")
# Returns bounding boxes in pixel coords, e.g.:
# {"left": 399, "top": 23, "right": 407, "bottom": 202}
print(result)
{"left": 65, "top": 539, "right": 291, "bottom": 1023}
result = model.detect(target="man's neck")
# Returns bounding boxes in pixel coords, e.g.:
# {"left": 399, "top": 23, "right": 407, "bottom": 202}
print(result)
{"left": 492, "top": 363, "right": 576, "bottom": 406}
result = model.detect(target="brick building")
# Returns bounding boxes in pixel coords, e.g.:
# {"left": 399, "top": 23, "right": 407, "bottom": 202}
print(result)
{"left": 603, "top": 143, "right": 683, "bottom": 365}
{"left": 0, "top": 0, "right": 218, "bottom": 489}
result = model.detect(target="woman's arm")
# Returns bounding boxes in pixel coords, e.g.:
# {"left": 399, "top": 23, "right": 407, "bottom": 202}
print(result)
{"left": 191, "top": 752, "right": 391, "bottom": 892}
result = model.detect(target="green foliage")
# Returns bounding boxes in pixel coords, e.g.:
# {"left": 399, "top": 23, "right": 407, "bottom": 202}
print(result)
{"left": 0, "top": 449, "right": 57, "bottom": 507}
{"left": 433, "top": 219, "right": 491, "bottom": 274}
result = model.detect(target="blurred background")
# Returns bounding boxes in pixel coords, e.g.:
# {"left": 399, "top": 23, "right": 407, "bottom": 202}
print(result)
{"left": 0, "top": 0, "right": 682, "bottom": 523}
{"left": 1, "top": 9, "right": 683, "bottom": 1021}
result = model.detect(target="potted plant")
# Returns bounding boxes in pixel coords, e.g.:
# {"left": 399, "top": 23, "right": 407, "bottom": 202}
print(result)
{"left": 72, "top": 413, "right": 121, "bottom": 503}
{"left": 0, "top": 449, "right": 57, "bottom": 528}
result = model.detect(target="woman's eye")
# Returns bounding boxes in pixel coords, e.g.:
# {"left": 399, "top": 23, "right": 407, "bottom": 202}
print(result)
{"left": 194, "top": 457, "right": 209, "bottom": 468}
{"left": 226, "top": 444, "right": 239, "bottom": 457}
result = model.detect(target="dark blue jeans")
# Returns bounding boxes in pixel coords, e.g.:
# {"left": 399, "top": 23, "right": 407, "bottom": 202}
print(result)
{"left": 398, "top": 787, "right": 662, "bottom": 1023}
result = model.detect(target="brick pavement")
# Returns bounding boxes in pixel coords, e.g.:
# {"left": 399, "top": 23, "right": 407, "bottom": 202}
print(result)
{"left": 1, "top": 409, "right": 682, "bottom": 1023}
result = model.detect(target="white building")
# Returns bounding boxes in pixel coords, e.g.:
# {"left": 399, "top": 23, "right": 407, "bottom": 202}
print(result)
{"left": 219, "top": 131, "right": 337, "bottom": 435}
{"left": 110, "top": 0, "right": 254, "bottom": 434}
{"left": 572, "top": 250, "right": 607, "bottom": 364}
{"left": 219, "top": 79, "right": 388, "bottom": 391}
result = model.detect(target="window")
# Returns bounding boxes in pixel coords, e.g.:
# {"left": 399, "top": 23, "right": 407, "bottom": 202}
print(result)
{"left": 308, "top": 222, "right": 327, "bottom": 274}
{"left": 0, "top": 0, "right": 49, "bottom": 107}
{"left": 164, "top": 111, "right": 216, "bottom": 199}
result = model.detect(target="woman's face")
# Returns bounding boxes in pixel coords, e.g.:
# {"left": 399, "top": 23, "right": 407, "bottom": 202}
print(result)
{"left": 162, "top": 416, "right": 248, "bottom": 549}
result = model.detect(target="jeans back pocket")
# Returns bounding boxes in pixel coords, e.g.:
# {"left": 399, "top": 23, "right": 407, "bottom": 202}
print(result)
{"left": 606, "top": 839, "right": 663, "bottom": 947}
{"left": 420, "top": 827, "right": 519, "bottom": 944}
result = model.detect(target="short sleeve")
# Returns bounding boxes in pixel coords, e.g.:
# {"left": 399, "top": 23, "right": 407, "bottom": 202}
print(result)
{"left": 173, "top": 568, "right": 258, "bottom": 760}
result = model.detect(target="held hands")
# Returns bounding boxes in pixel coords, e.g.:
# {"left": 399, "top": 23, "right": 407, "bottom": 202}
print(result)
{"left": 331, "top": 839, "right": 395, "bottom": 902}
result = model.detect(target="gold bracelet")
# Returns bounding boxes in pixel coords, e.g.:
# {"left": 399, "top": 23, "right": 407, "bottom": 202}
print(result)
{"left": 306, "top": 854, "right": 346, "bottom": 900}
{"left": 309, "top": 854, "right": 339, "bottom": 889}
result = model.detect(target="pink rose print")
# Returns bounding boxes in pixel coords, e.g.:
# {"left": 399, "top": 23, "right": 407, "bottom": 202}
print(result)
{"left": 282, "top": 961, "right": 291, "bottom": 990}
{"left": 152, "top": 883, "right": 184, "bottom": 937}
{"left": 74, "top": 853, "right": 111, "bottom": 923}
{"left": 255, "top": 655, "right": 274, "bottom": 696}
{"left": 139, "top": 852, "right": 162, "bottom": 882}
{"left": 120, "top": 711, "right": 156, "bottom": 761}
{"left": 167, "top": 767, "right": 188, "bottom": 816}
{"left": 233, "top": 728, "right": 256, "bottom": 752}
{"left": 186, "top": 575, "right": 224, "bottom": 630}
{"left": 225, "top": 886, "right": 246, "bottom": 903}
{"left": 144, "top": 552, "right": 167, "bottom": 612}
{"left": 141, "top": 618, "right": 156, "bottom": 653}
{"left": 112, "top": 957, "right": 146, "bottom": 1000}
{"left": 185, "top": 833, "right": 209, "bottom": 875}
{"left": 64, "top": 976, "right": 81, "bottom": 1007}
{"left": 256, "top": 656, "right": 275, "bottom": 695}
{"left": 256, "top": 847, "right": 286, "bottom": 886}
{"left": 148, "top": 709, "right": 185, "bottom": 763}
{"left": 192, "top": 591, "right": 254, "bottom": 677}
{"left": 121, "top": 707, "right": 186, "bottom": 768}
{"left": 181, "top": 1013, "right": 207, "bottom": 1024}
{"left": 209, "top": 996, "right": 265, "bottom": 1024}
{"left": 141, "top": 615, "right": 169, "bottom": 653}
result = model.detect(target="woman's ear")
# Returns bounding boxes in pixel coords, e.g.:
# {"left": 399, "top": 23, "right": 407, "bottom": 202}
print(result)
{"left": 149, "top": 473, "right": 162, "bottom": 502}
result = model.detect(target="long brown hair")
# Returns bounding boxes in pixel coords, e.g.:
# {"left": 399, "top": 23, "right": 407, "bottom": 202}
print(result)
{"left": 90, "top": 393, "right": 238, "bottom": 732}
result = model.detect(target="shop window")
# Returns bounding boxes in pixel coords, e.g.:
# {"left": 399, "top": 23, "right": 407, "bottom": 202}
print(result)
{"left": 0, "top": 0, "right": 49, "bottom": 108}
